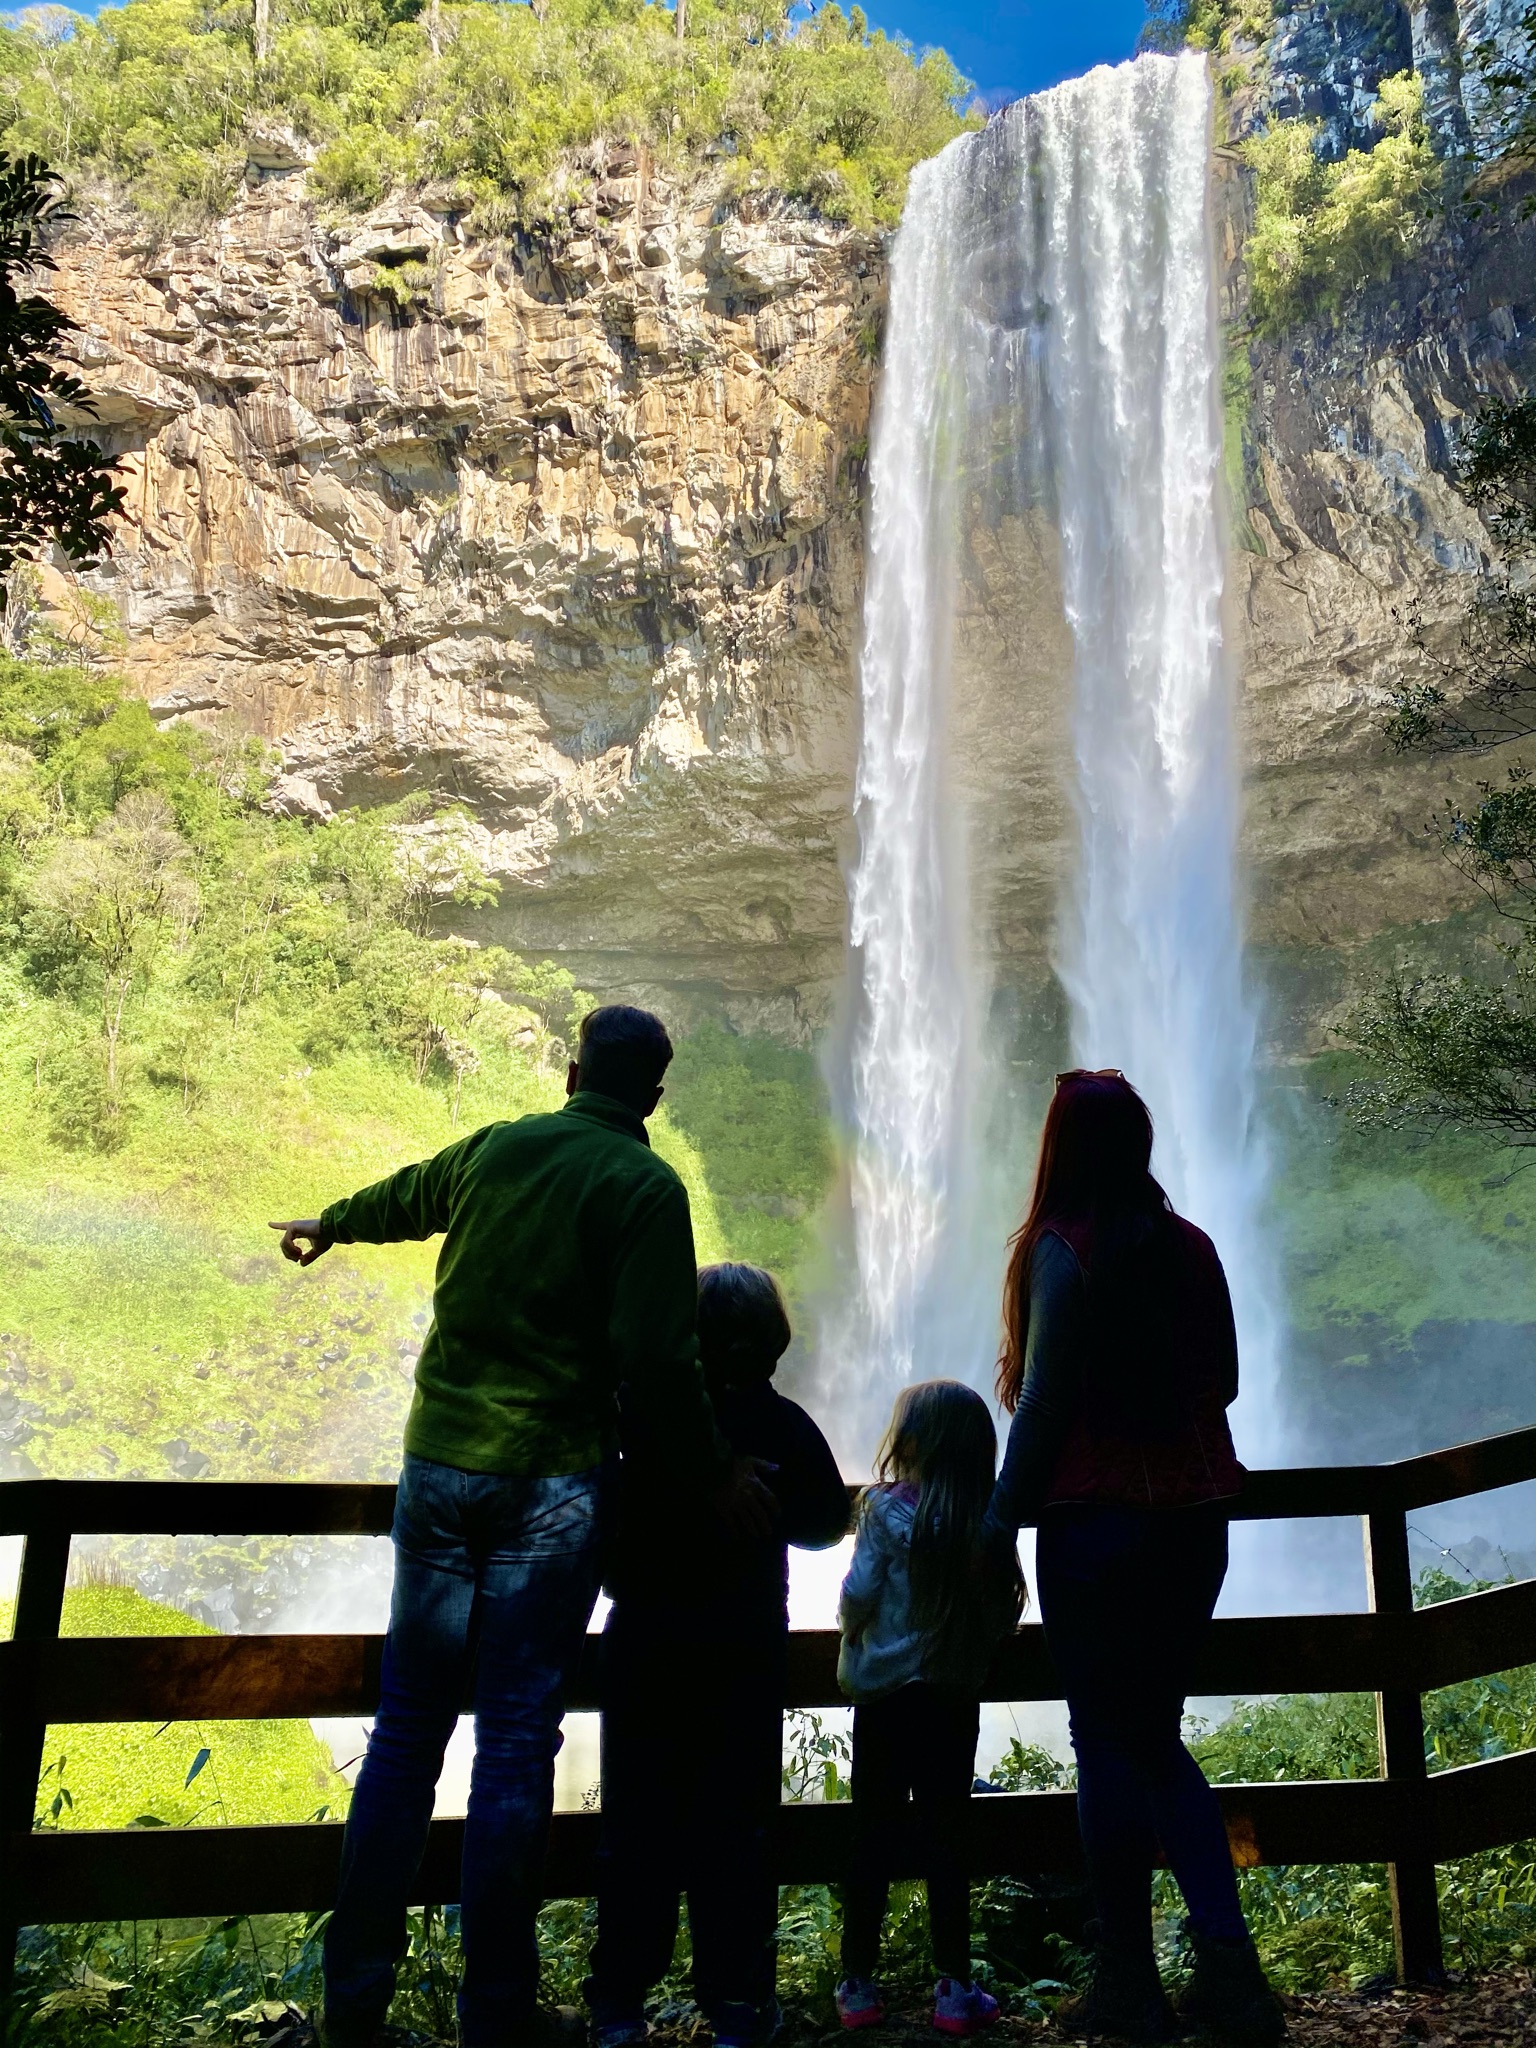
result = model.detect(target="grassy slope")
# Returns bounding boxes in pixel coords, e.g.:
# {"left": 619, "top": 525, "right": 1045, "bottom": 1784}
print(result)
{"left": 1, "top": 1583, "right": 347, "bottom": 1829}
{"left": 0, "top": 999, "right": 833, "bottom": 1486}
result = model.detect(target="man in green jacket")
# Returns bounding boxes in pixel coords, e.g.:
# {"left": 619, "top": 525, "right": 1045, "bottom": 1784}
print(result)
{"left": 271, "top": 1005, "right": 770, "bottom": 2048}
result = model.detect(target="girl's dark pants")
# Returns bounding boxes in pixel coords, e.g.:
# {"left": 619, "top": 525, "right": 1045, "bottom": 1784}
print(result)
{"left": 1035, "top": 1501, "right": 1247, "bottom": 1955}
{"left": 587, "top": 1605, "right": 784, "bottom": 2034}
{"left": 841, "top": 1682, "right": 980, "bottom": 1983}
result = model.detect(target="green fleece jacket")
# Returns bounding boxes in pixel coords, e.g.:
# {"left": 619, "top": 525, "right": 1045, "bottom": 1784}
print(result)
{"left": 319, "top": 1090, "right": 726, "bottom": 1481}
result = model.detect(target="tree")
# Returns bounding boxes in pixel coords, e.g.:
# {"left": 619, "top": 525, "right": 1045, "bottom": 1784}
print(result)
{"left": 27, "top": 791, "right": 198, "bottom": 1096}
{"left": 0, "top": 153, "right": 123, "bottom": 586}
{"left": 1348, "top": 396, "right": 1536, "bottom": 1145}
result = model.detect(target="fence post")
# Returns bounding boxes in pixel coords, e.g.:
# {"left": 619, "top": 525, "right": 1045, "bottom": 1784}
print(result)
{"left": 0, "top": 1505, "right": 71, "bottom": 2011}
{"left": 1362, "top": 1507, "right": 1444, "bottom": 1984}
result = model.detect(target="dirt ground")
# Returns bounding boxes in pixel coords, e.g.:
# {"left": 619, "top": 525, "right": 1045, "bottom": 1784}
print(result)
{"left": 769, "top": 1972, "right": 1536, "bottom": 2046}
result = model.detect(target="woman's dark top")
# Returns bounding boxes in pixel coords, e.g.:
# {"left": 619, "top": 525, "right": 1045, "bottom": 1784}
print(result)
{"left": 988, "top": 1213, "right": 1242, "bottom": 1530}
{"left": 609, "top": 1376, "right": 850, "bottom": 1638}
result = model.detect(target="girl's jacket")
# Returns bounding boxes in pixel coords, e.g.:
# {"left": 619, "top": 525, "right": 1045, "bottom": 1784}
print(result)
{"left": 837, "top": 1483, "right": 1010, "bottom": 1703}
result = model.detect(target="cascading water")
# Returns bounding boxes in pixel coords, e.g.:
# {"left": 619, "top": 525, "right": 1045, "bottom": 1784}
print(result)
{"left": 833, "top": 51, "right": 1279, "bottom": 1458}
{"left": 1037, "top": 59, "right": 1280, "bottom": 1448}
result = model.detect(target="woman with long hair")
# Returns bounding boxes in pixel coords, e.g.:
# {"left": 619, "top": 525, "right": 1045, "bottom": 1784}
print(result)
{"left": 989, "top": 1071, "right": 1284, "bottom": 2046}
{"left": 835, "top": 1380, "right": 1025, "bottom": 2037}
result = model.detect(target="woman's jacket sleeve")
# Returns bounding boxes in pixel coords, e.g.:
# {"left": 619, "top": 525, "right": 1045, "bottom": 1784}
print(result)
{"left": 986, "top": 1231, "right": 1088, "bottom": 1532}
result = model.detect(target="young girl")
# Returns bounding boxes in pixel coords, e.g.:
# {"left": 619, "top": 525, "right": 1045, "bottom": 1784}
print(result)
{"left": 836, "top": 1380, "right": 1024, "bottom": 2037}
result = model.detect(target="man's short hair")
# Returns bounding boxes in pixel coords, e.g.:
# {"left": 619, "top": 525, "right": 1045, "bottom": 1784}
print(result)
{"left": 697, "top": 1262, "right": 792, "bottom": 1379}
{"left": 575, "top": 1004, "right": 674, "bottom": 1101}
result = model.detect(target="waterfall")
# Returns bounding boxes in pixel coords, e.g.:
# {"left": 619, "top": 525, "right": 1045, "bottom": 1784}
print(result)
{"left": 834, "top": 51, "right": 1278, "bottom": 1455}
{"left": 1037, "top": 59, "right": 1279, "bottom": 1446}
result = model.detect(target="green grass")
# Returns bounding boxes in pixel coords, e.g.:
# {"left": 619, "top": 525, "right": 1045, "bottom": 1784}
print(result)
{"left": 2, "top": 1584, "right": 348, "bottom": 1830}
{"left": 665, "top": 1023, "right": 834, "bottom": 1285}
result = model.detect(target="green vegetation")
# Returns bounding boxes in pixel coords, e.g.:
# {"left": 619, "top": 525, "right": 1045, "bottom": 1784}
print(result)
{"left": 1243, "top": 71, "right": 1440, "bottom": 336}
{"left": 0, "top": 0, "right": 976, "bottom": 233}
{"left": 666, "top": 1023, "right": 831, "bottom": 1281}
{"left": 0, "top": 654, "right": 846, "bottom": 1488}
{"left": 2, "top": 1581, "right": 347, "bottom": 1829}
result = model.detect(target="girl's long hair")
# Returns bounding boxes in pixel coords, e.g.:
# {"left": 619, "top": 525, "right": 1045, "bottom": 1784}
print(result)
{"left": 872, "top": 1379, "right": 1026, "bottom": 1656}
{"left": 996, "top": 1070, "right": 1177, "bottom": 1420}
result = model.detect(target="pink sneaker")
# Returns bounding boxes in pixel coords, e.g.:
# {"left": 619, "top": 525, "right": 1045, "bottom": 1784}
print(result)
{"left": 835, "top": 1978, "right": 886, "bottom": 2031}
{"left": 932, "top": 1980, "right": 999, "bottom": 2037}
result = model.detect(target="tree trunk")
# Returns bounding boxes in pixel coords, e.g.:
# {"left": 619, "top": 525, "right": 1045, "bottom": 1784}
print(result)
{"left": 675, "top": 0, "right": 685, "bottom": 38}
{"left": 254, "top": 0, "right": 271, "bottom": 65}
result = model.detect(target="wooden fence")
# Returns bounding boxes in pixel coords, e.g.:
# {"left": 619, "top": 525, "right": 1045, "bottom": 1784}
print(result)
{"left": 6, "top": 1425, "right": 1536, "bottom": 2000}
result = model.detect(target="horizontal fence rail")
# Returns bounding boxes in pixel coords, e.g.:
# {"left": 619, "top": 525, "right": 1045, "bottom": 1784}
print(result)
{"left": 6, "top": 1424, "right": 1536, "bottom": 1996}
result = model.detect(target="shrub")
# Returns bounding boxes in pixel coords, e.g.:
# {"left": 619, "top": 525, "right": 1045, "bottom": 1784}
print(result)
{"left": 1244, "top": 71, "right": 1441, "bottom": 335}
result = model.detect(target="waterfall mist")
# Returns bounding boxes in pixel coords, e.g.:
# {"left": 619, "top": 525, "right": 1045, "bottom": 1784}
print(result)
{"left": 828, "top": 52, "right": 1282, "bottom": 1477}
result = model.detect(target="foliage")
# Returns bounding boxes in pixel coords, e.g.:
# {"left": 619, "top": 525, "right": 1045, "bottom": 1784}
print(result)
{"left": 1351, "top": 398, "right": 1536, "bottom": 1143}
{"left": 1243, "top": 73, "right": 1440, "bottom": 336}
{"left": 0, "top": 1582, "right": 348, "bottom": 1830}
{"left": 1141, "top": 0, "right": 1272, "bottom": 56}
{"left": 665, "top": 1022, "right": 832, "bottom": 1283}
{"left": 0, "top": 150, "right": 123, "bottom": 583}
{"left": 0, "top": 0, "right": 977, "bottom": 233}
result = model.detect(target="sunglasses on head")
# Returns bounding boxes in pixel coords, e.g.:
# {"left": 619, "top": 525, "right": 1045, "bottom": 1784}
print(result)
{"left": 1054, "top": 1067, "right": 1126, "bottom": 1088}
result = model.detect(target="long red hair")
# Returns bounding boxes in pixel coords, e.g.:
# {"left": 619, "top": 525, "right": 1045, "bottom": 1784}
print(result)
{"left": 996, "top": 1070, "right": 1170, "bottom": 1413}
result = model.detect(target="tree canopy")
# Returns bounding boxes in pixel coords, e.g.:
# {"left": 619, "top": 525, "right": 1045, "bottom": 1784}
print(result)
{"left": 0, "top": 150, "right": 122, "bottom": 582}
{"left": 0, "top": 0, "right": 977, "bottom": 231}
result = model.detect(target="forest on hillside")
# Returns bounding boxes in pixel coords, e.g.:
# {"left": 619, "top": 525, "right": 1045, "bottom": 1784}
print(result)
{"left": 0, "top": 0, "right": 974, "bottom": 229}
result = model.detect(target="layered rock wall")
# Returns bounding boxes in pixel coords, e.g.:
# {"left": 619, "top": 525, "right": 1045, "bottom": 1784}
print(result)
{"left": 55, "top": 154, "right": 880, "bottom": 1034}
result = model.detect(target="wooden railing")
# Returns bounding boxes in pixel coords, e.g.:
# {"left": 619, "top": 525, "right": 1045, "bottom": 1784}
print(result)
{"left": 6, "top": 1426, "right": 1536, "bottom": 1998}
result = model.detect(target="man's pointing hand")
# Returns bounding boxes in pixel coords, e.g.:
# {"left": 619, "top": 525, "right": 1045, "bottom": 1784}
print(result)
{"left": 269, "top": 1219, "right": 334, "bottom": 1267}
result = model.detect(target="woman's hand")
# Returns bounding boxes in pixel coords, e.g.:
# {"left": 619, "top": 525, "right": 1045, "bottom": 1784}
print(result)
{"left": 269, "top": 1219, "right": 333, "bottom": 1267}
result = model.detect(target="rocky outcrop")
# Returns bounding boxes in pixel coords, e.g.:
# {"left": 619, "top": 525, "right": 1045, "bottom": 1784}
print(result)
{"left": 53, "top": 150, "right": 880, "bottom": 1035}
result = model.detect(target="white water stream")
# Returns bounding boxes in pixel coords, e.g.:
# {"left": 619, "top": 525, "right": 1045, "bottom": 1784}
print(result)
{"left": 835, "top": 52, "right": 1279, "bottom": 1457}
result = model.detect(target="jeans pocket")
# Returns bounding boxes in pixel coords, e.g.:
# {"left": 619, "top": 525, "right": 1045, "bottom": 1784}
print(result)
{"left": 507, "top": 1466, "right": 607, "bottom": 1558}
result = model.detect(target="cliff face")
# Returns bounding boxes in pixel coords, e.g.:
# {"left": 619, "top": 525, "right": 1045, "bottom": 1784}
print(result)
{"left": 55, "top": 152, "right": 879, "bottom": 1035}
{"left": 47, "top": 10, "right": 1536, "bottom": 1050}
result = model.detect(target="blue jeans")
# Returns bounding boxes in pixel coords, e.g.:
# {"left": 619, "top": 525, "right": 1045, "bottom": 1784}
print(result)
{"left": 323, "top": 1453, "right": 609, "bottom": 2046}
{"left": 1036, "top": 1502, "right": 1248, "bottom": 1957}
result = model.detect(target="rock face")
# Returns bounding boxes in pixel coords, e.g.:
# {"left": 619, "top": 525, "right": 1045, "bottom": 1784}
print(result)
{"left": 47, "top": 12, "right": 1536, "bottom": 1050}
{"left": 54, "top": 152, "right": 880, "bottom": 1036}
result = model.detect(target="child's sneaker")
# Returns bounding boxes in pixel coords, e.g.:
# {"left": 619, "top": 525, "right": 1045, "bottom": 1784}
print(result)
{"left": 931, "top": 1980, "right": 999, "bottom": 2038}
{"left": 590, "top": 2020, "right": 647, "bottom": 2048}
{"left": 835, "top": 1979, "right": 886, "bottom": 2031}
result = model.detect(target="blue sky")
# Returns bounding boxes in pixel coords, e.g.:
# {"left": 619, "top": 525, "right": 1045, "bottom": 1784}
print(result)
{"left": 867, "top": 0, "right": 1148, "bottom": 104}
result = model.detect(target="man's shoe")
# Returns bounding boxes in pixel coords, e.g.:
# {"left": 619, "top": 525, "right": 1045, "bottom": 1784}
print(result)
{"left": 711, "top": 1997, "right": 782, "bottom": 2048}
{"left": 835, "top": 1978, "right": 886, "bottom": 2031}
{"left": 1054, "top": 1945, "right": 1172, "bottom": 2042}
{"left": 1172, "top": 1932, "right": 1286, "bottom": 2046}
{"left": 932, "top": 1979, "right": 999, "bottom": 2037}
{"left": 490, "top": 2004, "right": 587, "bottom": 2048}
